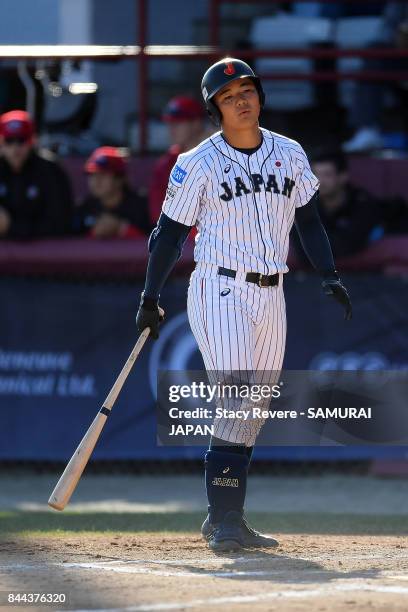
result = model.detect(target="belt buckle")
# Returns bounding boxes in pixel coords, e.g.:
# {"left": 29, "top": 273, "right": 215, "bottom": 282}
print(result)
{"left": 258, "top": 274, "right": 269, "bottom": 288}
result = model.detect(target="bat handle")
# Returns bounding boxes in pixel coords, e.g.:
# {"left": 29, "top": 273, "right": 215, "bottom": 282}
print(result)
{"left": 103, "top": 328, "right": 150, "bottom": 410}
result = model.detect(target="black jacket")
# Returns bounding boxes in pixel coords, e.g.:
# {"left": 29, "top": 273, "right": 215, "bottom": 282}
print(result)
{"left": 73, "top": 187, "right": 151, "bottom": 236}
{"left": 317, "top": 185, "right": 383, "bottom": 258}
{"left": 0, "top": 150, "right": 73, "bottom": 240}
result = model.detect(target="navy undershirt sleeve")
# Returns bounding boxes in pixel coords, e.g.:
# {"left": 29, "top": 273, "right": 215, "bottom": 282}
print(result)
{"left": 294, "top": 191, "right": 337, "bottom": 278}
{"left": 142, "top": 213, "right": 192, "bottom": 301}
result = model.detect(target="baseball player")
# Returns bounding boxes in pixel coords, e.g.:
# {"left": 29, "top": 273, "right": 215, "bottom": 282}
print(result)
{"left": 136, "top": 58, "right": 352, "bottom": 552}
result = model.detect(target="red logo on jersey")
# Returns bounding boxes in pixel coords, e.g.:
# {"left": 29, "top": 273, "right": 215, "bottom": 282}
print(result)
{"left": 224, "top": 62, "right": 235, "bottom": 76}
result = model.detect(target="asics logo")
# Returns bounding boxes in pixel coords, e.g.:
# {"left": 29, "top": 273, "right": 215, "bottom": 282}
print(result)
{"left": 221, "top": 288, "right": 231, "bottom": 297}
{"left": 222, "top": 466, "right": 230, "bottom": 473}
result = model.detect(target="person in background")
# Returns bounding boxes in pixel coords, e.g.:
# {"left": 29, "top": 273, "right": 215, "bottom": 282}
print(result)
{"left": 292, "top": 148, "right": 383, "bottom": 262}
{"left": 148, "top": 96, "right": 209, "bottom": 225}
{"left": 0, "top": 110, "right": 73, "bottom": 240}
{"left": 73, "top": 146, "right": 150, "bottom": 239}
{"left": 307, "top": 148, "right": 383, "bottom": 257}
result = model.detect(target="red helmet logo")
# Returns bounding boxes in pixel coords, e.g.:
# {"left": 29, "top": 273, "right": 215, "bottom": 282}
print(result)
{"left": 224, "top": 62, "right": 235, "bottom": 76}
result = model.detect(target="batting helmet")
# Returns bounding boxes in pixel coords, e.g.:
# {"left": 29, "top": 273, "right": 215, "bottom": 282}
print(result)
{"left": 201, "top": 57, "right": 265, "bottom": 126}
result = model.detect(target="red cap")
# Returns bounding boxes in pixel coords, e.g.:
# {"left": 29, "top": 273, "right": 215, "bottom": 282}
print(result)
{"left": 85, "top": 146, "right": 127, "bottom": 175}
{"left": 162, "top": 96, "right": 205, "bottom": 123}
{"left": 0, "top": 110, "right": 35, "bottom": 141}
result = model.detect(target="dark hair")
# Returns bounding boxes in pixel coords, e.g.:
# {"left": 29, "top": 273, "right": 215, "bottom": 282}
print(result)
{"left": 310, "top": 147, "right": 348, "bottom": 173}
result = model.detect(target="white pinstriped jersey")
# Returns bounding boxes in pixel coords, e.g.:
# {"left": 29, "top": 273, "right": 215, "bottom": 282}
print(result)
{"left": 162, "top": 127, "right": 319, "bottom": 275}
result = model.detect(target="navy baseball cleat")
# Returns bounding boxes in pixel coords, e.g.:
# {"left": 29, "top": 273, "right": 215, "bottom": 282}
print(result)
{"left": 206, "top": 511, "right": 245, "bottom": 552}
{"left": 203, "top": 511, "right": 279, "bottom": 551}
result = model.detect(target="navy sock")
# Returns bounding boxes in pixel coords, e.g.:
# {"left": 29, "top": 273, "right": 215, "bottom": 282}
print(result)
{"left": 205, "top": 449, "right": 249, "bottom": 523}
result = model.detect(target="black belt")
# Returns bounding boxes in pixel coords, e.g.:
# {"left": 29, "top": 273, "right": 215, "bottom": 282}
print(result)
{"left": 218, "top": 266, "right": 279, "bottom": 288}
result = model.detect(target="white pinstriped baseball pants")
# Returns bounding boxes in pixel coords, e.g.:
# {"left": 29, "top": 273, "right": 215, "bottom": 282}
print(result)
{"left": 187, "top": 262, "right": 287, "bottom": 446}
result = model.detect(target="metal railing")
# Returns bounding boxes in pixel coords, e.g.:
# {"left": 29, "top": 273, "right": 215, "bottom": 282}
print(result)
{"left": 0, "top": 0, "right": 407, "bottom": 152}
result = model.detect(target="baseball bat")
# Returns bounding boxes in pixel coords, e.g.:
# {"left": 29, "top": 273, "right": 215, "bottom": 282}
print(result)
{"left": 48, "top": 327, "right": 151, "bottom": 511}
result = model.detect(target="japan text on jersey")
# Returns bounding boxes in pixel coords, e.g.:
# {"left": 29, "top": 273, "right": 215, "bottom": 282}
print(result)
{"left": 163, "top": 128, "right": 319, "bottom": 275}
{"left": 218, "top": 173, "right": 295, "bottom": 201}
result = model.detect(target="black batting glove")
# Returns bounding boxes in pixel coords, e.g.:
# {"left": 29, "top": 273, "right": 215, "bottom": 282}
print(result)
{"left": 136, "top": 294, "right": 165, "bottom": 339}
{"left": 322, "top": 276, "right": 352, "bottom": 321}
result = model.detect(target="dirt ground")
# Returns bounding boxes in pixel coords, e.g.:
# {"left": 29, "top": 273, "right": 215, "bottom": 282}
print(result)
{"left": 1, "top": 532, "right": 407, "bottom": 611}
{"left": 0, "top": 473, "right": 407, "bottom": 611}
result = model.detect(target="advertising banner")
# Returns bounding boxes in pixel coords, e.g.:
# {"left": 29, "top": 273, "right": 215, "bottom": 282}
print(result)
{"left": 0, "top": 275, "right": 407, "bottom": 460}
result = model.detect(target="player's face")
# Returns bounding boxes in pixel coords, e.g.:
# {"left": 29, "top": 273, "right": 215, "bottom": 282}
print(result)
{"left": 1, "top": 137, "right": 32, "bottom": 171}
{"left": 312, "top": 161, "right": 347, "bottom": 201}
{"left": 88, "top": 172, "right": 122, "bottom": 200}
{"left": 214, "top": 77, "right": 260, "bottom": 129}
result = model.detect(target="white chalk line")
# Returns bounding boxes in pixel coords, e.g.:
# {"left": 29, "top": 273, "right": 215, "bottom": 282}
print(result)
{"left": 0, "top": 558, "right": 261, "bottom": 573}
{"left": 59, "top": 583, "right": 408, "bottom": 612}
{"left": 69, "top": 552, "right": 408, "bottom": 563}
{"left": 1, "top": 560, "right": 408, "bottom": 582}
{"left": 1, "top": 549, "right": 408, "bottom": 573}
{"left": 0, "top": 562, "right": 325, "bottom": 579}
{"left": 61, "top": 565, "right": 277, "bottom": 578}
{"left": 55, "top": 561, "right": 408, "bottom": 580}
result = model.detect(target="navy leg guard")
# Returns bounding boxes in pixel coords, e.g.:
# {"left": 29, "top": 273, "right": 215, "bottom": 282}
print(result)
{"left": 209, "top": 436, "right": 254, "bottom": 462}
{"left": 205, "top": 450, "right": 249, "bottom": 524}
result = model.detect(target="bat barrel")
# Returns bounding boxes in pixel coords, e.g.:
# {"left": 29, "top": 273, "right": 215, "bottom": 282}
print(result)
{"left": 47, "top": 411, "right": 109, "bottom": 511}
{"left": 48, "top": 500, "right": 65, "bottom": 511}
{"left": 47, "top": 329, "right": 151, "bottom": 511}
